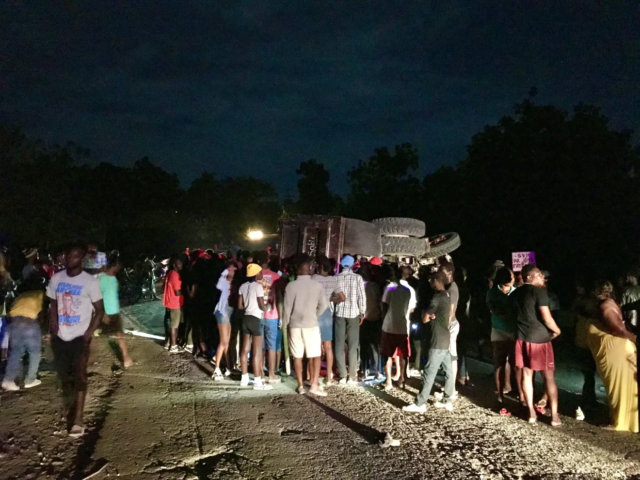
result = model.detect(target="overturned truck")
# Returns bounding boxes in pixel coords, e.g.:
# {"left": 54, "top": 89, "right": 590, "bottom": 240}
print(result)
{"left": 278, "top": 215, "right": 460, "bottom": 267}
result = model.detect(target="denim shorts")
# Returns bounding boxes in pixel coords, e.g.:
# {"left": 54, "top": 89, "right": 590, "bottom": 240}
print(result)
{"left": 215, "top": 306, "right": 234, "bottom": 325}
{"left": 317, "top": 308, "right": 333, "bottom": 342}
{"left": 262, "top": 318, "right": 283, "bottom": 351}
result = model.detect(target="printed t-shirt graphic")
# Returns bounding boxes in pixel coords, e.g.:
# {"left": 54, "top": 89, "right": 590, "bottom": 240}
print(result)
{"left": 261, "top": 269, "right": 281, "bottom": 320}
{"left": 47, "top": 270, "right": 103, "bottom": 341}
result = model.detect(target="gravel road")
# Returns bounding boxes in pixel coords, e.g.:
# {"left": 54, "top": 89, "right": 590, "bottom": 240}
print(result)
{"left": 2, "top": 309, "right": 640, "bottom": 479}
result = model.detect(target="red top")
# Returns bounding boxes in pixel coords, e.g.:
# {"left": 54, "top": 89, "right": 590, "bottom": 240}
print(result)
{"left": 163, "top": 270, "right": 184, "bottom": 309}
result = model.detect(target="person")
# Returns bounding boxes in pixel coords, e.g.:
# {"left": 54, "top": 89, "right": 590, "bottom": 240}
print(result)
{"left": 0, "top": 251, "right": 16, "bottom": 362}
{"left": 586, "top": 280, "right": 638, "bottom": 432}
{"left": 334, "top": 255, "right": 366, "bottom": 384}
{"left": 144, "top": 255, "right": 160, "bottom": 300}
{"left": 311, "top": 256, "right": 344, "bottom": 386}
{"left": 486, "top": 267, "right": 522, "bottom": 411}
{"left": 238, "top": 263, "right": 272, "bottom": 390}
{"left": 47, "top": 245, "right": 104, "bottom": 437}
{"left": 621, "top": 269, "right": 640, "bottom": 333}
{"left": 22, "top": 248, "right": 39, "bottom": 281}
{"left": 403, "top": 270, "right": 454, "bottom": 413}
{"left": 360, "top": 263, "right": 383, "bottom": 379}
{"left": 440, "top": 263, "right": 460, "bottom": 396}
{"left": 572, "top": 279, "right": 598, "bottom": 421}
{"left": 283, "top": 254, "right": 329, "bottom": 396}
{"left": 212, "top": 263, "right": 237, "bottom": 380}
{"left": 381, "top": 266, "right": 416, "bottom": 391}
{"left": 454, "top": 267, "right": 473, "bottom": 386}
{"left": 98, "top": 253, "right": 133, "bottom": 368}
{"left": 163, "top": 255, "right": 184, "bottom": 354}
{"left": 188, "top": 253, "right": 215, "bottom": 359}
{"left": 510, "top": 265, "right": 562, "bottom": 426}
{"left": 1, "top": 278, "right": 47, "bottom": 391}
{"left": 259, "top": 254, "right": 283, "bottom": 384}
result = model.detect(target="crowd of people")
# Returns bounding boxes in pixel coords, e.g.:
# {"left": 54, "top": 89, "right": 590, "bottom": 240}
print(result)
{"left": 1, "top": 243, "right": 638, "bottom": 438}
{"left": 157, "top": 247, "right": 639, "bottom": 433}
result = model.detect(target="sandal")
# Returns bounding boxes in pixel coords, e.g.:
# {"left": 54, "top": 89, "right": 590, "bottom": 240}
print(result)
{"left": 499, "top": 408, "right": 512, "bottom": 417}
{"left": 528, "top": 417, "right": 537, "bottom": 424}
{"left": 383, "top": 384, "right": 393, "bottom": 392}
{"left": 69, "top": 425, "right": 85, "bottom": 438}
{"left": 551, "top": 421, "right": 562, "bottom": 427}
{"left": 297, "top": 386, "right": 306, "bottom": 395}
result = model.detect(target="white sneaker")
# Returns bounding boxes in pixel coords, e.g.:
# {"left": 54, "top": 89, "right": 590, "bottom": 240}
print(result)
{"left": 434, "top": 391, "right": 457, "bottom": 401}
{"left": 240, "top": 375, "right": 251, "bottom": 387}
{"left": 576, "top": 407, "right": 585, "bottom": 421}
{"left": 253, "top": 383, "right": 274, "bottom": 391}
{"left": 24, "top": 379, "right": 42, "bottom": 389}
{"left": 434, "top": 401, "right": 453, "bottom": 411}
{"left": 169, "top": 346, "right": 182, "bottom": 354}
{"left": 409, "top": 368, "right": 421, "bottom": 378}
{"left": 212, "top": 369, "right": 224, "bottom": 381}
{"left": 402, "top": 403, "right": 427, "bottom": 413}
{"left": 347, "top": 379, "right": 360, "bottom": 386}
{"left": 338, "top": 378, "right": 347, "bottom": 385}
{"left": 224, "top": 369, "right": 232, "bottom": 377}
{"left": 2, "top": 380, "right": 19, "bottom": 391}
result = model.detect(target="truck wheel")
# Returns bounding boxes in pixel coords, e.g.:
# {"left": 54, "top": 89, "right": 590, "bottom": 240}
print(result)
{"left": 343, "top": 218, "right": 382, "bottom": 257}
{"left": 372, "top": 217, "right": 426, "bottom": 237}
{"left": 381, "top": 236, "right": 427, "bottom": 256}
{"left": 426, "top": 232, "right": 461, "bottom": 258}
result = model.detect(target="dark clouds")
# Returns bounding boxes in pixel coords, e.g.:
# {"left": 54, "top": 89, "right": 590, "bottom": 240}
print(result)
{"left": 1, "top": 1, "right": 638, "bottom": 194}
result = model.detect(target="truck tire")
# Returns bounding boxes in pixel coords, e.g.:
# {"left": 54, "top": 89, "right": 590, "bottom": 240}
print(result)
{"left": 381, "top": 236, "right": 427, "bottom": 256}
{"left": 426, "top": 232, "right": 461, "bottom": 258}
{"left": 343, "top": 218, "right": 382, "bottom": 257}
{"left": 372, "top": 217, "right": 426, "bottom": 237}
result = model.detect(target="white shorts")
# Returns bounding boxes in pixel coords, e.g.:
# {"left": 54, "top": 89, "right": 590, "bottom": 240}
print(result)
{"left": 289, "top": 326, "right": 322, "bottom": 359}
{"left": 448, "top": 320, "right": 459, "bottom": 358}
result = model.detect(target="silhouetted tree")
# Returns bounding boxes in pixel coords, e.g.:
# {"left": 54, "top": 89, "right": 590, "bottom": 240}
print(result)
{"left": 346, "top": 143, "right": 421, "bottom": 220}
{"left": 295, "top": 159, "right": 340, "bottom": 215}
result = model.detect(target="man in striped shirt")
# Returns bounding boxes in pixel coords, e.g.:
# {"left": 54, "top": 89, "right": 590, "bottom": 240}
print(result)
{"left": 334, "top": 255, "right": 366, "bottom": 384}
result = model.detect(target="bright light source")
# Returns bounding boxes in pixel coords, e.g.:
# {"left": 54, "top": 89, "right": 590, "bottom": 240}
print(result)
{"left": 248, "top": 230, "right": 264, "bottom": 241}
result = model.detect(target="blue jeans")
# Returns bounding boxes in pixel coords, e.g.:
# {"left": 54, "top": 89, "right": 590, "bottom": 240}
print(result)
{"left": 4, "top": 319, "right": 42, "bottom": 384}
{"left": 415, "top": 348, "right": 454, "bottom": 407}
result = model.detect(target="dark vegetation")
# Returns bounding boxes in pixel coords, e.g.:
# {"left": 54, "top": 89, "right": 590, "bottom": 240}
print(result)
{"left": 1, "top": 98, "right": 638, "bottom": 293}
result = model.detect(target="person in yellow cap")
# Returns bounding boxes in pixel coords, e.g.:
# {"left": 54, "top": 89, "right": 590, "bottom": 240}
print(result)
{"left": 238, "top": 263, "right": 273, "bottom": 390}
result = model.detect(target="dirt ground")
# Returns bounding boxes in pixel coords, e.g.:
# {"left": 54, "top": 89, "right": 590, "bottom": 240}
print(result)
{"left": 2, "top": 330, "right": 640, "bottom": 479}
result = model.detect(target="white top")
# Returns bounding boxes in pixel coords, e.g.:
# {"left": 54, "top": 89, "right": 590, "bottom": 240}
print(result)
{"left": 214, "top": 270, "right": 231, "bottom": 315}
{"left": 239, "top": 281, "right": 265, "bottom": 318}
{"left": 381, "top": 281, "right": 417, "bottom": 335}
{"left": 46, "top": 270, "right": 103, "bottom": 341}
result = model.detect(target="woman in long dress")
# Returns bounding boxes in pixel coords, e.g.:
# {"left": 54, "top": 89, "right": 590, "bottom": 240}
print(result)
{"left": 586, "top": 280, "right": 638, "bottom": 432}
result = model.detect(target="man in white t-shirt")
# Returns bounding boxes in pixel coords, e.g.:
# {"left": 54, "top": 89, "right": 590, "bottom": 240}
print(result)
{"left": 47, "top": 245, "right": 104, "bottom": 438}
{"left": 238, "top": 263, "right": 272, "bottom": 390}
{"left": 381, "top": 266, "right": 416, "bottom": 390}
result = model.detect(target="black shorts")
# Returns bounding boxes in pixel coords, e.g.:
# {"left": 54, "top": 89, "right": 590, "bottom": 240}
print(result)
{"left": 242, "top": 315, "right": 263, "bottom": 337}
{"left": 101, "top": 313, "right": 124, "bottom": 334}
{"left": 492, "top": 339, "right": 516, "bottom": 369}
{"left": 52, "top": 336, "right": 91, "bottom": 392}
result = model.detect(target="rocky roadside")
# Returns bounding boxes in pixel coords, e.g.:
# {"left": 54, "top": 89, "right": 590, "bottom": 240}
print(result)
{"left": 2, "top": 330, "right": 640, "bottom": 479}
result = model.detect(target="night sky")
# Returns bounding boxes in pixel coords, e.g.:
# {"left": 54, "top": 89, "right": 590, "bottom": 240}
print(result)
{"left": 1, "top": 1, "right": 638, "bottom": 194}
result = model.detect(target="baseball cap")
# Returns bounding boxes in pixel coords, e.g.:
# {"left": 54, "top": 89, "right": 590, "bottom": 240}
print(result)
{"left": 370, "top": 257, "right": 383, "bottom": 266}
{"left": 341, "top": 255, "right": 355, "bottom": 268}
{"left": 246, "top": 263, "right": 262, "bottom": 277}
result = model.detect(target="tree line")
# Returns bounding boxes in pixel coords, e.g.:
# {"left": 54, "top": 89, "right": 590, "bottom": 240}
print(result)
{"left": 1, "top": 98, "right": 639, "bottom": 294}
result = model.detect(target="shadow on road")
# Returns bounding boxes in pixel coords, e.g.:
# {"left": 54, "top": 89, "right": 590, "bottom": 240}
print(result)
{"left": 305, "top": 395, "right": 386, "bottom": 445}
